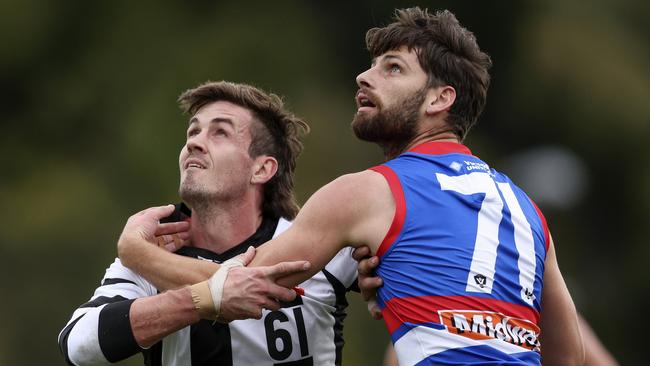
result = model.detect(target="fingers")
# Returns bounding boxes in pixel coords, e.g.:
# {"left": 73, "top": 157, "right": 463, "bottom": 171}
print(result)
{"left": 358, "top": 276, "right": 383, "bottom": 300}
{"left": 266, "top": 284, "right": 298, "bottom": 303}
{"left": 263, "top": 261, "right": 311, "bottom": 279}
{"left": 136, "top": 204, "right": 176, "bottom": 219}
{"left": 358, "top": 255, "right": 379, "bottom": 276}
{"left": 238, "top": 246, "right": 257, "bottom": 266}
{"left": 357, "top": 256, "right": 382, "bottom": 301}
{"left": 155, "top": 221, "right": 190, "bottom": 236}
{"left": 262, "top": 298, "right": 283, "bottom": 312}
{"left": 367, "top": 299, "right": 383, "bottom": 320}
{"left": 154, "top": 221, "right": 191, "bottom": 252}
{"left": 351, "top": 245, "right": 371, "bottom": 261}
{"left": 122, "top": 204, "right": 178, "bottom": 242}
{"left": 155, "top": 233, "right": 189, "bottom": 252}
{"left": 164, "top": 234, "right": 185, "bottom": 252}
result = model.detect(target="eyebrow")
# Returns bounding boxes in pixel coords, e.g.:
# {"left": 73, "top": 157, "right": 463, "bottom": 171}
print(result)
{"left": 381, "top": 54, "right": 412, "bottom": 71}
{"left": 188, "top": 117, "right": 235, "bottom": 127}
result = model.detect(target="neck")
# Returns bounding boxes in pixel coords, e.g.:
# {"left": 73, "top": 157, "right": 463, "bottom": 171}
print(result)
{"left": 188, "top": 194, "right": 264, "bottom": 253}
{"left": 383, "top": 129, "right": 459, "bottom": 160}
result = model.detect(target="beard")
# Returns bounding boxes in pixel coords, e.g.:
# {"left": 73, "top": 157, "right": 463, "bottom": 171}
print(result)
{"left": 178, "top": 168, "right": 251, "bottom": 215}
{"left": 352, "top": 87, "right": 427, "bottom": 153}
{"left": 178, "top": 174, "right": 218, "bottom": 213}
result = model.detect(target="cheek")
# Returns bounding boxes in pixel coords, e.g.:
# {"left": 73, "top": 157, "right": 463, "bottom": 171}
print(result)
{"left": 179, "top": 146, "right": 189, "bottom": 168}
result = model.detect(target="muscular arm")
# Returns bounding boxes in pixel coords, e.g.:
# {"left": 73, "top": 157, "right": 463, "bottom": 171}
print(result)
{"left": 119, "top": 236, "right": 219, "bottom": 291}
{"left": 119, "top": 171, "right": 393, "bottom": 290}
{"left": 250, "top": 171, "right": 394, "bottom": 287}
{"left": 539, "top": 236, "right": 585, "bottom": 365}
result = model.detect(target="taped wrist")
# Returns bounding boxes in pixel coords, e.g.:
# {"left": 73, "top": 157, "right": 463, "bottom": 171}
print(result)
{"left": 189, "top": 255, "right": 246, "bottom": 320}
{"left": 189, "top": 281, "right": 216, "bottom": 319}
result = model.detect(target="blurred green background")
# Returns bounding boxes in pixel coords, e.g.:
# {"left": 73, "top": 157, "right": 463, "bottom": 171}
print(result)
{"left": 1, "top": 0, "right": 648, "bottom": 364}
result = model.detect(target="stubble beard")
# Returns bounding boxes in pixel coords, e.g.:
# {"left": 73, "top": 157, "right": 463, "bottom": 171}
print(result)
{"left": 352, "top": 87, "right": 427, "bottom": 159}
{"left": 179, "top": 174, "right": 219, "bottom": 214}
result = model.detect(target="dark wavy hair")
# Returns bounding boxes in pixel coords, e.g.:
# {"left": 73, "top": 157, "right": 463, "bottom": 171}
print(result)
{"left": 178, "top": 81, "right": 309, "bottom": 219}
{"left": 366, "top": 7, "right": 493, "bottom": 140}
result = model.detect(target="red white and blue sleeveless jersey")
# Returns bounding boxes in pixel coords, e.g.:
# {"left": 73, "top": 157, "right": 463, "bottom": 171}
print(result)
{"left": 371, "top": 141, "right": 550, "bottom": 366}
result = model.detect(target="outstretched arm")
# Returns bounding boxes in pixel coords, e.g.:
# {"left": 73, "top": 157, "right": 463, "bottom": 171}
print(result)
{"left": 119, "top": 171, "right": 393, "bottom": 290}
{"left": 128, "top": 246, "right": 307, "bottom": 347}
{"left": 539, "top": 236, "right": 585, "bottom": 365}
{"left": 117, "top": 205, "right": 310, "bottom": 321}
{"left": 118, "top": 170, "right": 393, "bottom": 322}
{"left": 250, "top": 170, "right": 394, "bottom": 287}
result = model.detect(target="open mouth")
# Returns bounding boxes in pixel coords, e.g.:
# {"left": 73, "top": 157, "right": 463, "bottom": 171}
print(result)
{"left": 356, "top": 90, "right": 377, "bottom": 111}
{"left": 185, "top": 159, "right": 206, "bottom": 170}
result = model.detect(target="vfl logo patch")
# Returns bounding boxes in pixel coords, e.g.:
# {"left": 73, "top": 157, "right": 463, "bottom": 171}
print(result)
{"left": 474, "top": 274, "right": 487, "bottom": 288}
{"left": 438, "top": 310, "right": 540, "bottom": 352}
{"left": 523, "top": 288, "right": 535, "bottom": 301}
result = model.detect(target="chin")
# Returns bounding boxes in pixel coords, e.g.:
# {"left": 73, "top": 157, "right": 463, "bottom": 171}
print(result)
{"left": 352, "top": 115, "right": 382, "bottom": 142}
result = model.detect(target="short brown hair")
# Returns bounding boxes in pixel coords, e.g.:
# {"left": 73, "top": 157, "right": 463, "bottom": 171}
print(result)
{"left": 366, "top": 7, "right": 492, "bottom": 140}
{"left": 178, "top": 81, "right": 309, "bottom": 219}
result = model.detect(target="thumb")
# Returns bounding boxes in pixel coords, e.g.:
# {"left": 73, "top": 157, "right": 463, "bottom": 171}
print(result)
{"left": 238, "top": 246, "right": 257, "bottom": 266}
{"left": 147, "top": 204, "right": 176, "bottom": 220}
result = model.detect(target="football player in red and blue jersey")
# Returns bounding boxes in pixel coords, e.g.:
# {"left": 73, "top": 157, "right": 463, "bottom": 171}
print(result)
{"left": 119, "top": 7, "right": 585, "bottom": 366}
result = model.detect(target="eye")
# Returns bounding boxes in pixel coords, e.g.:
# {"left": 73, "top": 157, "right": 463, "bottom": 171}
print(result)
{"left": 214, "top": 128, "right": 227, "bottom": 137}
{"left": 389, "top": 64, "right": 402, "bottom": 74}
{"left": 187, "top": 127, "right": 200, "bottom": 137}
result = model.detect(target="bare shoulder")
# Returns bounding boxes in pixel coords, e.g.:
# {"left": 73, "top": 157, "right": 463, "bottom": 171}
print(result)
{"left": 307, "top": 170, "right": 392, "bottom": 215}
{"left": 324, "top": 170, "right": 390, "bottom": 199}
{"left": 251, "top": 170, "right": 395, "bottom": 275}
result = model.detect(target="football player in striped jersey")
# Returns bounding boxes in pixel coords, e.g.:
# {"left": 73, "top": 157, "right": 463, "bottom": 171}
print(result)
{"left": 59, "top": 81, "right": 360, "bottom": 365}
{"left": 117, "top": 7, "right": 585, "bottom": 366}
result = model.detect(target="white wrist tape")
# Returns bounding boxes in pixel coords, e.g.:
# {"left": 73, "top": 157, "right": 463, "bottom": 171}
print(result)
{"left": 206, "top": 255, "right": 246, "bottom": 317}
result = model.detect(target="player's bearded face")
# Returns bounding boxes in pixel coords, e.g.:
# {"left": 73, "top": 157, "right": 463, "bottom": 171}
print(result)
{"left": 352, "top": 86, "right": 427, "bottom": 144}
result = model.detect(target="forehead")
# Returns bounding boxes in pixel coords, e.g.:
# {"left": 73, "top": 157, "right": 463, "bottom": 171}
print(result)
{"left": 190, "top": 100, "right": 254, "bottom": 129}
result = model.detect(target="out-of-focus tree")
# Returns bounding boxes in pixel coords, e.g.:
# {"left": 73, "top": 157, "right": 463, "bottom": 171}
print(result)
{"left": 0, "top": 0, "right": 646, "bottom": 364}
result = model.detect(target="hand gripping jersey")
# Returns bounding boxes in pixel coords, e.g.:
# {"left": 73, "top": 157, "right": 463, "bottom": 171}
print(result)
{"left": 59, "top": 217, "right": 358, "bottom": 366}
{"left": 370, "top": 142, "right": 549, "bottom": 366}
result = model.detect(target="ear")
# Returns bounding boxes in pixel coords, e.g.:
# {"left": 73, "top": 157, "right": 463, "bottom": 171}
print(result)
{"left": 250, "top": 155, "right": 278, "bottom": 185}
{"left": 425, "top": 85, "right": 456, "bottom": 116}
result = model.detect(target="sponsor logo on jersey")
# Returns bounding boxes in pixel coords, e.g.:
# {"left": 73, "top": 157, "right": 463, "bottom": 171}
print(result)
{"left": 464, "top": 161, "right": 490, "bottom": 172}
{"left": 438, "top": 310, "right": 540, "bottom": 351}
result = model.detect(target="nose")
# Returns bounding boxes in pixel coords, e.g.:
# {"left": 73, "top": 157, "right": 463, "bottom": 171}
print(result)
{"left": 356, "top": 67, "right": 373, "bottom": 89}
{"left": 186, "top": 133, "right": 206, "bottom": 154}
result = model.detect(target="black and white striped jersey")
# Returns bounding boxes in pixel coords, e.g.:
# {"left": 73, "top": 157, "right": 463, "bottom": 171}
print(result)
{"left": 58, "top": 216, "right": 358, "bottom": 365}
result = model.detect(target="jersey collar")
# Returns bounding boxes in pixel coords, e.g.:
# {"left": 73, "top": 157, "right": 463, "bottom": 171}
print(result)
{"left": 407, "top": 141, "right": 473, "bottom": 156}
{"left": 177, "top": 215, "right": 279, "bottom": 262}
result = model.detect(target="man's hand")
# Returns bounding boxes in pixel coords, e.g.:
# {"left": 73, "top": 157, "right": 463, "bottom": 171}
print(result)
{"left": 190, "top": 246, "right": 311, "bottom": 322}
{"left": 154, "top": 218, "right": 190, "bottom": 252}
{"left": 352, "top": 246, "right": 383, "bottom": 320}
{"left": 118, "top": 205, "right": 190, "bottom": 260}
{"left": 220, "top": 246, "right": 311, "bottom": 321}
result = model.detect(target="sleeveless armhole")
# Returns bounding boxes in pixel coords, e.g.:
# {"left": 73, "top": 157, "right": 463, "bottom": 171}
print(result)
{"left": 530, "top": 200, "right": 550, "bottom": 251}
{"left": 369, "top": 165, "right": 406, "bottom": 258}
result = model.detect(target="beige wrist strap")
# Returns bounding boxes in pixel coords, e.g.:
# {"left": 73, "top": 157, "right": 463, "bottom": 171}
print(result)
{"left": 189, "top": 255, "right": 246, "bottom": 320}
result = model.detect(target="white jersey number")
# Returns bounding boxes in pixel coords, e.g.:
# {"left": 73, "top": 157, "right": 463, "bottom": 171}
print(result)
{"left": 436, "top": 171, "right": 537, "bottom": 305}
